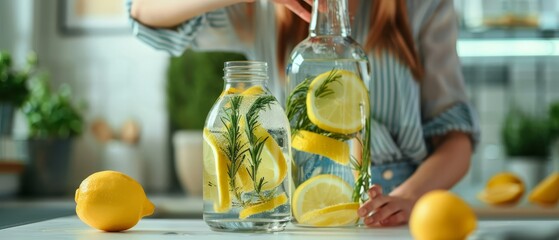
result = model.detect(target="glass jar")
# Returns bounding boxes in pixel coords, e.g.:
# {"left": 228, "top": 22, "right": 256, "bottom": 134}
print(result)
{"left": 286, "top": 0, "right": 371, "bottom": 227}
{"left": 203, "top": 61, "right": 292, "bottom": 232}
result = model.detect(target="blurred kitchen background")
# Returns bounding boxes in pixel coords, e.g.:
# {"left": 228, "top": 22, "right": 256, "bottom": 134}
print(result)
{"left": 1, "top": 0, "right": 559, "bottom": 224}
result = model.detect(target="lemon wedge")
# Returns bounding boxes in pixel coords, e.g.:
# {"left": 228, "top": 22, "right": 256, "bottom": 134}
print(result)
{"left": 528, "top": 172, "right": 559, "bottom": 206}
{"left": 203, "top": 128, "right": 231, "bottom": 213}
{"left": 292, "top": 174, "right": 353, "bottom": 223}
{"left": 477, "top": 183, "right": 524, "bottom": 205}
{"left": 299, "top": 202, "right": 359, "bottom": 227}
{"left": 239, "top": 193, "right": 288, "bottom": 219}
{"left": 292, "top": 130, "right": 349, "bottom": 165}
{"left": 306, "top": 70, "right": 369, "bottom": 134}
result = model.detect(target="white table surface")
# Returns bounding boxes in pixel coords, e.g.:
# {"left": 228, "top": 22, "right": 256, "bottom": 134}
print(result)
{"left": 1, "top": 216, "right": 558, "bottom": 240}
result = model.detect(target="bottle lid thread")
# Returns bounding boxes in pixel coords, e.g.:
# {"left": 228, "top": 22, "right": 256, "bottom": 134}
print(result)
{"left": 224, "top": 61, "right": 268, "bottom": 82}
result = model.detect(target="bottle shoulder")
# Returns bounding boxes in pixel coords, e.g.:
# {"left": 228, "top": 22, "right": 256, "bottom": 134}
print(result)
{"left": 289, "top": 36, "right": 369, "bottom": 62}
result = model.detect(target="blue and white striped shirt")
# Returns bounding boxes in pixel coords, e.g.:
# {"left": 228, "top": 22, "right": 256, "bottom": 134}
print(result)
{"left": 126, "top": 0, "right": 479, "bottom": 165}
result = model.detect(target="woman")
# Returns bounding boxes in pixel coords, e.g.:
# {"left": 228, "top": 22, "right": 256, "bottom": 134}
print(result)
{"left": 127, "top": 0, "right": 479, "bottom": 227}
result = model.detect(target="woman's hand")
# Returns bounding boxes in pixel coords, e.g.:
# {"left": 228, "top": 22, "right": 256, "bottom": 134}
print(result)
{"left": 357, "top": 185, "right": 416, "bottom": 227}
{"left": 269, "top": 0, "right": 313, "bottom": 22}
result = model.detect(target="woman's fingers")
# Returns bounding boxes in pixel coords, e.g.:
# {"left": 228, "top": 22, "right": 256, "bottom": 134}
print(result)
{"left": 365, "top": 202, "right": 401, "bottom": 225}
{"left": 275, "top": 0, "right": 312, "bottom": 22}
{"left": 379, "top": 211, "right": 408, "bottom": 226}
{"left": 368, "top": 184, "right": 383, "bottom": 199}
{"left": 358, "top": 199, "right": 390, "bottom": 218}
{"left": 357, "top": 185, "right": 384, "bottom": 217}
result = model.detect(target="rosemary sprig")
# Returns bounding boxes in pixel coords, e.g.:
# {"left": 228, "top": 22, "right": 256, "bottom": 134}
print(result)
{"left": 314, "top": 69, "right": 342, "bottom": 98}
{"left": 220, "top": 95, "right": 249, "bottom": 205}
{"left": 286, "top": 76, "right": 312, "bottom": 137}
{"left": 245, "top": 96, "right": 276, "bottom": 200}
{"left": 285, "top": 69, "right": 351, "bottom": 142}
{"left": 351, "top": 118, "right": 371, "bottom": 202}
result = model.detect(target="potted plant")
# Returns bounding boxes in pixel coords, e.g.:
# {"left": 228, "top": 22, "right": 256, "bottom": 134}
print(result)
{"left": 0, "top": 51, "right": 34, "bottom": 136}
{"left": 167, "top": 49, "right": 245, "bottom": 195}
{"left": 501, "top": 109, "right": 551, "bottom": 190}
{"left": 549, "top": 102, "right": 559, "bottom": 171}
{"left": 20, "top": 73, "right": 84, "bottom": 196}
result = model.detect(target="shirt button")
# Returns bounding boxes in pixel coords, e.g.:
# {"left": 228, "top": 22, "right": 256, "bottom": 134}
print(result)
{"left": 382, "top": 169, "right": 394, "bottom": 180}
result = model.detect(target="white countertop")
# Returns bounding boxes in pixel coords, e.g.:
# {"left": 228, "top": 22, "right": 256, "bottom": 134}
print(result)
{"left": 1, "top": 216, "right": 558, "bottom": 240}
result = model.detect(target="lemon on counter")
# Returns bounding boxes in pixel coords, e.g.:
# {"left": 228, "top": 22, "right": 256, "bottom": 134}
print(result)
{"left": 410, "top": 190, "right": 477, "bottom": 240}
{"left": 292, "top": 174, "right": 353, "bottom": 225}
{"left": 75, "top": 170, "right": 155, "bottom": 232}
{"left": 291, "top": 130, "right": 349, "bottom": 165}
{"left": 478, "top": 172, "right": 524, "bottom": 205}
{"left": 477, "top": 183, "right": 524, "bottom": 205}
{"left": 306, "top": 69, "right": 369, "bottom": 134}
{"left": 528, "top": 172, "right": 559, "bottom": 206}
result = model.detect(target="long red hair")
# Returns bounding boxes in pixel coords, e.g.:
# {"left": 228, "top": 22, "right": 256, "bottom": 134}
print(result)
{"left": 275, "top": 0, "right": 424, "bottom": 80}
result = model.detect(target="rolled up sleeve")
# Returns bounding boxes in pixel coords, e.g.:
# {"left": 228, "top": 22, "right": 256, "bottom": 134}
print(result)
{"left": 418, "top": 0, "right": 480, "bottom": 146}
{"left": 125, "top": 0, "right": 206, "bottom": 56}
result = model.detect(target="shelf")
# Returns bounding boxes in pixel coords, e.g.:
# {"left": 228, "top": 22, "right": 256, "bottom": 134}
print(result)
{"left": 457, "top": 38, "right": 559, "bottom": 58}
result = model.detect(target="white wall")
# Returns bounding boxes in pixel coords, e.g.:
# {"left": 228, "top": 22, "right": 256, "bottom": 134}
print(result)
{"left": 0, "top": 0, "right": 34, "bottom": 67}
{"left": 27, "top": 1, "right": 170, "bottom": 192}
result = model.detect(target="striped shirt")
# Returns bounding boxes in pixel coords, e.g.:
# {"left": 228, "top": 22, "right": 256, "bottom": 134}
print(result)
{"left": 126, "top": 0, "right": 479, "bottom": 164}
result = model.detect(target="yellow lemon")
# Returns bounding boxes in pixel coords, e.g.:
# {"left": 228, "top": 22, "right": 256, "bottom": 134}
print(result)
{"left": 239, "top": 193, "right": 289, "bottom": 219}
{"left": 292, "top": 174, "right": 353, "bottom": 224}
{"left": 75, "top": 171, "right": 155, "bottom": 232}
{"left": 478, "top": 172, "right": 524, "bottom": 205}
{"left": 477, "top": 183, "right": 524, "bottom": 205}
{"left": 299, "top": 202, "right": 359, "bottom": 227}
{"left": 486, "top": 172, "right": 524, "bottom": 188}
{"left": 306, "top": 69, "right": 369, "bottom": 134}
{"left": 241, "top": 85, "right": 265, "bottom": 96}
{"left": 202, "top": 128, "right": 231, "bottom": 213}
{"left": 291, "top": 130, "right": 349, "bottom": 165}
{"left": 410, "top": 190, "right": 477, "bottom": 240}
{"left": 528, "top": 172, "right": 559, "bottom": 206}
{"left": 237, "top": 120, "right": 288, "bottom": 192}
{"left": 219, "top": 87, "right": 241, "bottom": 97}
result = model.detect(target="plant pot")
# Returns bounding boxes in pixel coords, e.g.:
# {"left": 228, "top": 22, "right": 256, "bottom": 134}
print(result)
{"left": 0, "top": 103, "right": 15, "bottom": 136}
{"left": 21, "top": 138, "right": 73, "bottom": 196}
{"left": 173, "top": 130, "right": 203, "bottom": 196}
{"left": 507, "top": 156, "right": 547, "bottom": 191}
{"left": 102, "top": 141, "right": 145, "bottom": 186}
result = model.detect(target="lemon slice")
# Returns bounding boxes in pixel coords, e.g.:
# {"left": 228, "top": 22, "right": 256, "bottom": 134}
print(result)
{"left": 299, "top": 202, "right": 359, "bottom": 226}
{"left": 307, "top": 70, "right": 369, "bottom": 134}
{"left": 477, "top": 183, "right": 523, "bottom": 205}
{"left": 238, "top": 119, "right": 288, "bottom": 192}
{"left": 241, "top": 85, "right": 265, "bottom": 96}
{"left": 292, "top": 130, "right": 349, "bottom": 165}
{"left": 203, "top": 128, "right": 231, "bottom": 213}
{"left": 239, "top": 193, "right": 288, "bottom": 219}
{"left": 219, "top": 87, "right": 241, "bottom": 97}
{"left": 292, "top": 174, "right": 353, "bottom": 222}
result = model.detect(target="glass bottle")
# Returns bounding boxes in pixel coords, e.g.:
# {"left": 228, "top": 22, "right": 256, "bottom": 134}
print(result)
{"left": 286, "top": 0, "right": 371, "bottom": 227}
{"left": 203, "top": 61, "right": 292, "bottom": 232}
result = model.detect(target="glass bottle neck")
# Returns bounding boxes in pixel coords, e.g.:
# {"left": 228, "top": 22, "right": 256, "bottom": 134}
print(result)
{"left": 223, "top": 61, "right": 268, "bottom": 90}
{"left": 309, "top": 0, "right": 351, "bottom": 37}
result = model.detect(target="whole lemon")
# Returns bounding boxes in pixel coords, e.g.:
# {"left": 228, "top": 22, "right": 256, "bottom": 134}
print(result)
{"left": 409, "top": 190, "right": 477, "bottom": 240}
{"left": 75, "top": 171, "right": 155, "bottom": 232}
